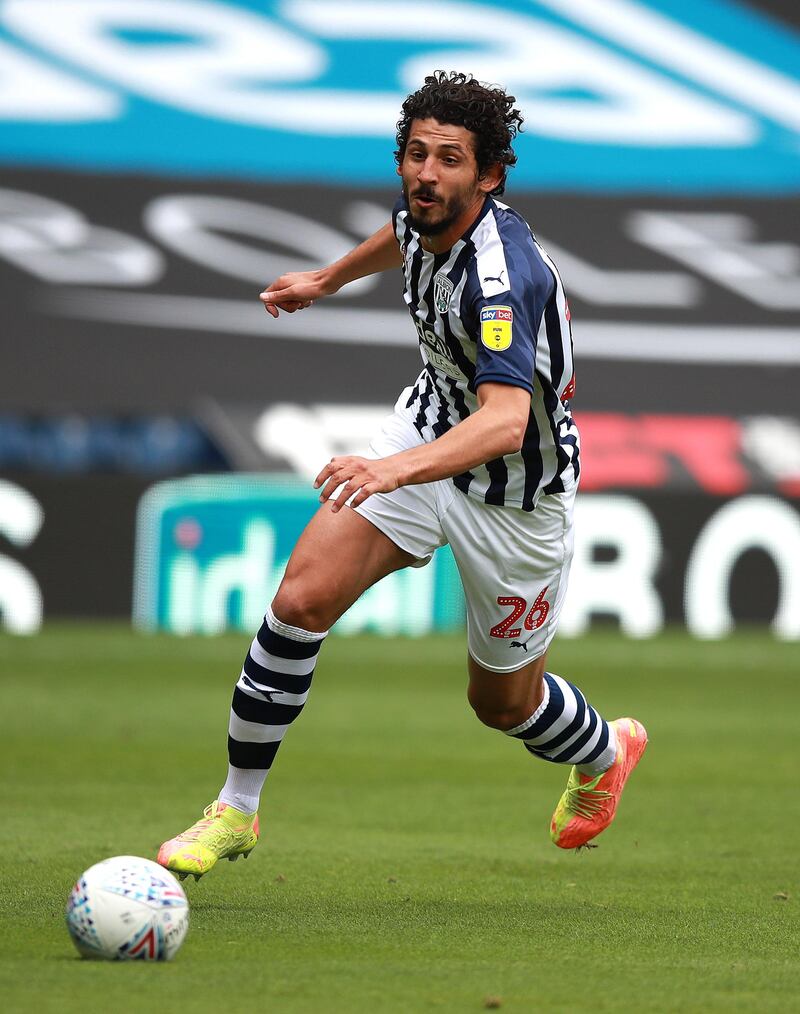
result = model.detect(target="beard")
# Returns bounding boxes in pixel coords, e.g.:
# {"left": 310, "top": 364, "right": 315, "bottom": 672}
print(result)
{"left": 402, "top": 180, "right": 473, "bottom": 237}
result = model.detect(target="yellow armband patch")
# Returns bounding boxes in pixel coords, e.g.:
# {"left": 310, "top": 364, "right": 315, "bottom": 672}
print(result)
{"left": 480, "top": 306, "right": 513, "bottom": 351}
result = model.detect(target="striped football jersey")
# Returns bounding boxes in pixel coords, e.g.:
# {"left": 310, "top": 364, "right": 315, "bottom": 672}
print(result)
{"left": 393, "top": 194, "right": 579, "bottom": 512}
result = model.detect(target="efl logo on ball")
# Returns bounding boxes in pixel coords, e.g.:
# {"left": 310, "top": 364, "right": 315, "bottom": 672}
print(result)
{"left": 480, "top": 306, "right": 513, "bottom": 351}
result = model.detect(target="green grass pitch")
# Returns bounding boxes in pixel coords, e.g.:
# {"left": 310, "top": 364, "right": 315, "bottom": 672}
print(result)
{"left": 1, "top": 626, "right": 798, "bottom": 1013}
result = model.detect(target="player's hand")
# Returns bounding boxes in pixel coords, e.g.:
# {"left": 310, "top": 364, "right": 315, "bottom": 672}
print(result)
{"left": 259, "top": 270, "right": 333, "bottom": 318}
{"left": 314, "top": 456, "right": 401, "bottom": 512}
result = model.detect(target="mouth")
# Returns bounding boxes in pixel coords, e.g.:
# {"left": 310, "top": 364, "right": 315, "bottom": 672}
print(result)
{"left": 412, "top": 192, "right": 440, "bottom": 210}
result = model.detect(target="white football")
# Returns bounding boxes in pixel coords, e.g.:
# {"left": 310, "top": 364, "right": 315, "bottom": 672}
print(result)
{"left": 66, "top": 856, "right": 189, "bottom": 961}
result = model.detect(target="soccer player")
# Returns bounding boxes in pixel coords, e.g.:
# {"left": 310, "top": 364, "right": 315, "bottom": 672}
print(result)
{"left": 158, "top": 71, "right": 647, "bottom": 880}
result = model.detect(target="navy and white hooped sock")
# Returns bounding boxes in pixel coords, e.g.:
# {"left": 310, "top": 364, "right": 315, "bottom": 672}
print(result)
{"left": 505, "top": 672, "right": 617, "bottom": 777}
{"left": 218, "top": 605, "right": 327, "bottom": 815}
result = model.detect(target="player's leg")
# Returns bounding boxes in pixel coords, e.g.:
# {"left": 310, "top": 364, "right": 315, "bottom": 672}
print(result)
{"left": 445, "top": 486, "right": 647, "bottom": 849}
{"left": 216, "top": 403, "right": 446, "bottom": 826}
{"left": 158, "top": 399, "right": 446, "bottom": 878}
{"left": 465, "top": 650, "right": 547, "bottom": 733}
{"left": 217, "top": 502, "right": 416, "bottom": 814}
{"left": 466, "top": 652, "right": 647, "bottom": 850}
{"left": 158, "top": 504, "right": 416, "bottom": 880}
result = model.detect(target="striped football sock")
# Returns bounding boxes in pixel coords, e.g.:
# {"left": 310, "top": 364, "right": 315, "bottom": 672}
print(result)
{"left": 505, "top": 672, "right": 617, "bottom": 777}
{"left": 218, "top": 605, "right": 327, "bottom": 815}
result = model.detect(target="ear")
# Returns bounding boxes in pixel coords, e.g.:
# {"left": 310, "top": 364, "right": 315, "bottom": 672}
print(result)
{"left": 396, "top": 163, "right": 403, "bottom": 177}
{"left": 478, "top": 163, "right": 503, "bottom": 194}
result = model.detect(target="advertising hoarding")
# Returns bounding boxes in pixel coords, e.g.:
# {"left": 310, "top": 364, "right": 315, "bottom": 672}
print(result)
{"left": 133, "top": 475, "right": 465, "bottom": 636}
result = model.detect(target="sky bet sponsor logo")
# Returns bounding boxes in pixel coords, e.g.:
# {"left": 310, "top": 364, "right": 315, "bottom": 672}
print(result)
{"left": 480, "top": 308, "right": 514, "bottom": 322}
{"left": 0, "top": 0, "right": 798, "bottom": 191}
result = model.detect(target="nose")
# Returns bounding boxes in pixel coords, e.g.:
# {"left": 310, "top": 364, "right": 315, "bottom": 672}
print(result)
{"left": 418, "top": 156, "right": 437, "bottom": 184}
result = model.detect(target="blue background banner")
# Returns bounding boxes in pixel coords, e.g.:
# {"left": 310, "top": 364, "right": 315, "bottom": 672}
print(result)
{"left": 1, "top": 0, "right": 799, "bottom": 192}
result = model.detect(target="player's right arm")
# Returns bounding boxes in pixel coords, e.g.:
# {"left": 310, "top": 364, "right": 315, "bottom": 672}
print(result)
{"left": 260, "top": 222, "right": 401, "bottom": 318}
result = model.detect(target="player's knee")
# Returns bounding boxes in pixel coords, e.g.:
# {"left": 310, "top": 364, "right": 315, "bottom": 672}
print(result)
{"left": 271, "top": 580, "right": 332, "bottom": 633}
{"left": 471, "top": 704, "right": 528, "bottom": 731}
{"left": 467, "top": 688, "right": 529, "bottom": 732}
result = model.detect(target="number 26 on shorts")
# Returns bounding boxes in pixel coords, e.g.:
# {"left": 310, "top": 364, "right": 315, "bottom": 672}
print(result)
{"left": 490, "top": 587, "right": 550, "bottom": 639}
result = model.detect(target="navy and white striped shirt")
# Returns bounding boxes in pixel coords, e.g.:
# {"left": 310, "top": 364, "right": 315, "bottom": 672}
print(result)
{"left": 393, "top": 194, "right": 579, "bottom": 512}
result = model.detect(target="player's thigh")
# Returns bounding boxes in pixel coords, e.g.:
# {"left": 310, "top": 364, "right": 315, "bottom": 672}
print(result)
{"left": 276, "top": 403, "right": 448, "bottom": 630}
{"left": 274, "top": 501, "right": 416, "bottom": 630}
{"left": 443, "top": 486, "right": 576, "bottom": 674}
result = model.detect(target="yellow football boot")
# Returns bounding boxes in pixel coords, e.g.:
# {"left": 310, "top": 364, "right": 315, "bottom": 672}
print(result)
{"left": 157, "top": 801, "right": 259, "bottom": 881}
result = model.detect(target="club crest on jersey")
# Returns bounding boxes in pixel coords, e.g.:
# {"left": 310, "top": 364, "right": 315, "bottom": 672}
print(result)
{"left": 480, "top": 306, "right": 513, "bottom": 351}
{"left": 434, "top": 273, "right": 454, "bottom": 314}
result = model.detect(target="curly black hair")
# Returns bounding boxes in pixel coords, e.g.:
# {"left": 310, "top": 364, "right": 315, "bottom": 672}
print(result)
{"left": 395, "top": 71, "right": 523, "bottom": 197}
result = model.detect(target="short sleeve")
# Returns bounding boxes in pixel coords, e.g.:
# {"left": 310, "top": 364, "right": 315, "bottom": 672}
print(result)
{"left": 469, "top": 266, "right": 553, "bottom": 395}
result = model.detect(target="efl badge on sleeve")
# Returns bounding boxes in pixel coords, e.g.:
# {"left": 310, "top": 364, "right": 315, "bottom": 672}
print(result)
{"left": 434, "top": 273, "right": 454, "bottom": 314}
{"left": 480, "top": 306, "right": 513, "bottom": 351}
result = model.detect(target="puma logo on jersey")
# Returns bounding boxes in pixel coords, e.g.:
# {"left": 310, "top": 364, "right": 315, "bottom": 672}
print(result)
{"left": 483, "top": 270, "right": 505, "bottom": 285}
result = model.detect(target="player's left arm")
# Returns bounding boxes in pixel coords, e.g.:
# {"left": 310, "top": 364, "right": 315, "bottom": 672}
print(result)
{"left": 315, "top": 381, "right": 530, "bottom": 512}
{"left": 317, "top": 260, "right": 550, "bottom": 512}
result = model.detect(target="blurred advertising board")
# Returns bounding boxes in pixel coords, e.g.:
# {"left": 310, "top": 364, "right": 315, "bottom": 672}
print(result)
{"left": 129, "top": 475, "right": 799, "bottom": 640}
{"left": 132, "top": 475, "right": 465, "bottom": 637}
{"left": 1, "top": 472, "right": 798, "bottom": 639}
{"left": 0, "top": 0, "right": 798, "bottom": 192}
{"left": 0, "top": 475, "right": 146, "bottom": 633}
{"left": 1, "top": 172, "right": 798, "bottom": 420}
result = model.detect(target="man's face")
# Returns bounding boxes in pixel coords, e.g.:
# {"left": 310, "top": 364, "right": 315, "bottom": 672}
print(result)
{"left": 399, "top": 118, "right": 486, "bottom": 237}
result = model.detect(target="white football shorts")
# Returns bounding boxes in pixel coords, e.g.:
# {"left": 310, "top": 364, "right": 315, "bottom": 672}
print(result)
{"left": 354, "top": 391, "right": 576, "bottom": 672}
